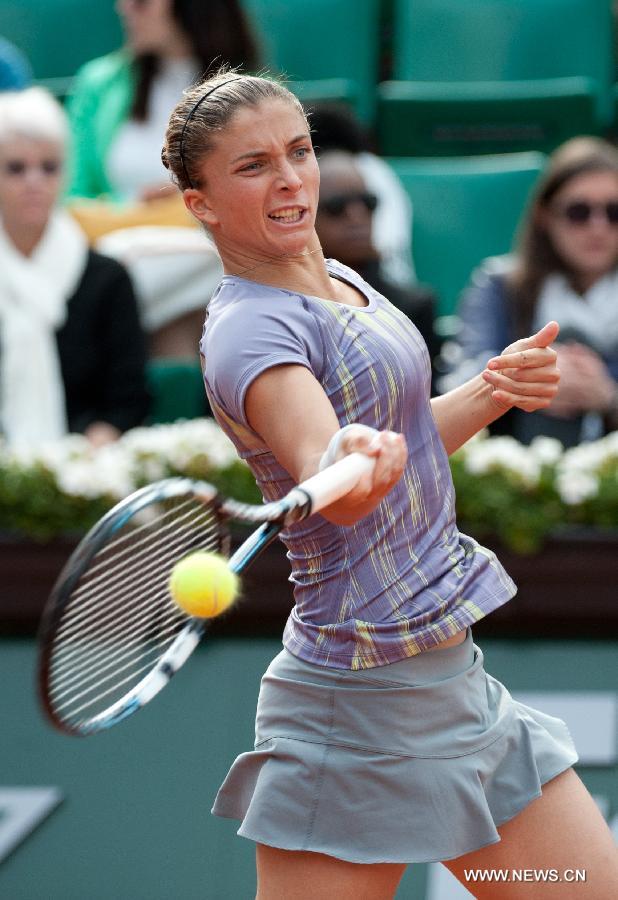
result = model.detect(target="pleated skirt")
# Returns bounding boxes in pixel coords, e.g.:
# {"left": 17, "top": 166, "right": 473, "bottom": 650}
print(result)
{"left": 212, "top": 629, "right": 578, "bottom": 863}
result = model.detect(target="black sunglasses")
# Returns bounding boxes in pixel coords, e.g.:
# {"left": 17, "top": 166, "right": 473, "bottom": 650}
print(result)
{"left": 319, "top": 191, "right": 378, "bottom": 217}
{"left": 555, "top": 200, "right": 618, "bottom": 226}
{"left": 3, "top": 159, "right": 62, "bottom": 178}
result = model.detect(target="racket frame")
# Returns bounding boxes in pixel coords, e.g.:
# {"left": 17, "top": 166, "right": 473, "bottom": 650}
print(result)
{"left": 37, "top": 479, "right": 221, "bottom": 736}
{"left": 37, "top": 453, "right": 373, "bottom": 736}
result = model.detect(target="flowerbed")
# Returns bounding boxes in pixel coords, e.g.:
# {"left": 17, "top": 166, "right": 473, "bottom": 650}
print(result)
{"left": 0, "top": 420, "right": 616, "bottom": 554}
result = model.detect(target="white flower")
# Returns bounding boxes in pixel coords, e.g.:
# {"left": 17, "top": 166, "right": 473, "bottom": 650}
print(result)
{"left": 55, "top": 459, "right": 104, "bottom": 499}
{"left": 165, "top": 419, "right": 238, "bottom": 470}
{"left": 119, "top": 418, "right": 239, "bottom": 479}
{"left": 562, "top": 441, "right": 608, "bottom": 473}
{"left": 529, "top": 436, "right": 564, "bottom": 467}
{"left": 53, "top": 442, "right": 135, "bottom": 500}
{"left": 463, "top": 436, "right": 541, "bottom": 486}
{"left": 556, "top": 470, "right": 599, "bottom": 505}
{"left": 6, "top": 434, "right": 90, "bottom": 470}
{"left": 92, "top": 445, "right": 135, "bottom": 499}
{"left": 601, "top": 430, "right": 618, "bottom": 456}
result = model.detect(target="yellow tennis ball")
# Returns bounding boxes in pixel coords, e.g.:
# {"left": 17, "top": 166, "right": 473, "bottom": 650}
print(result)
{"left": 168, "top": 551, "right": 239, "bottom": 618}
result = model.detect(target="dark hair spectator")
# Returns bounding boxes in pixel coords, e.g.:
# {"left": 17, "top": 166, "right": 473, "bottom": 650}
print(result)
{"left": 444, "top": 136, "right": 618, "bottom": 446}
{"left": 68, "top": 0, "right": 261, "bottom": 202}
{"left": 0, "top": 88, "right": 149, "bottom": 447}
{"left": 315, "top": 149, "right": 441, "bottom": 391}
{"left": 309, "top": 103, "right": 415, "bottom": 288}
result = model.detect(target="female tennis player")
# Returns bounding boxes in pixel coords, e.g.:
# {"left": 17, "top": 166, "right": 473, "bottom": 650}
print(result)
{"left": 162, "top": 71, "right": 618, "bottom": 898}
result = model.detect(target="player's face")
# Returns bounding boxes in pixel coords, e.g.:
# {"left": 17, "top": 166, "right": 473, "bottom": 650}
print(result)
{"left": 0, "top": 136, "right": 63, "bottom": 233}
{"left": 542, "top": 170, "right": 618, "bottom": 286}
{"left": 187, "top": 98, "right": 319, "bottom": 265}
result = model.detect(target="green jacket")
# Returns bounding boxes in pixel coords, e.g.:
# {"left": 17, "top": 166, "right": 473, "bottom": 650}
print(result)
{"left": 67, "top": 50, "right": 135, "bottom": 200}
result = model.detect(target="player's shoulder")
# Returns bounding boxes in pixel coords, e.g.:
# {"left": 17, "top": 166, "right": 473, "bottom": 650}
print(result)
{"left": 325, "top": 258, "right": 383, "bottom": 307}
{"left": 206, "top": 276, "right": 318, "bottom": 337}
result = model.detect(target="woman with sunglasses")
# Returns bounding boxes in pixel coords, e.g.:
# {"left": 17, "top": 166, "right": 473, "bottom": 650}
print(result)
{"left": 161, "top": 71, "right": 618, "bottom": 899}
{"left": 446, "top": 137, "right": 618, "bottom": 447}
{"left": 68, "top": 0, "right": 259, "bottom": 202}
{"left": 0, "top": 87, "right": 149, "bottom": 446}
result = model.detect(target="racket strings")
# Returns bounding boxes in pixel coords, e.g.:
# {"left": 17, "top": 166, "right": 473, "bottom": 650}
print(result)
{"left": 49, "top": 515, "right": 216, "bottom": 680}
{"left": 54, "top": 512, "right": 219, "bottom": 642}
{"left": 48, "top": 594, "right": 187, "bottom": 698}
{"left": 46, "top": 494, "right": 224, "bottom": 728}
{"left": 73, "top": 497, "right": 198, "bottom": 583}
{"left": 58, "top": 499, "right": 206, "bottom": 629}
{"left": 51, "top": 622, "right": 185, "bottom": 713}
{"left": 54, "top": 648, "right": 171, "bottom": 721}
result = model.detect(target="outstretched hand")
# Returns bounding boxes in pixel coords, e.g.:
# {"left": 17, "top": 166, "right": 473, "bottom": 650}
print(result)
{"left": 482, "top": 321, "right": 561, "bottom": 413}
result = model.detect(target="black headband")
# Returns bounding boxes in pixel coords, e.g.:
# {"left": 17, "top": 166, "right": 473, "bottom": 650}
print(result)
{"left": 178, "top": 76, "right": 244, "bottom": 189}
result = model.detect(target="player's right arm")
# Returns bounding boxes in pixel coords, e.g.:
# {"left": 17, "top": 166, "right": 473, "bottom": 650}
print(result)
{"left": 244, "top": 364, "right": 407, "bottom": 526}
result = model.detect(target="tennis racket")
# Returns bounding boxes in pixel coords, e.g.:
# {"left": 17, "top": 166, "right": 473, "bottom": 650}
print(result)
{"left": 37, "top": 452, "right": 373, "bottom": 737}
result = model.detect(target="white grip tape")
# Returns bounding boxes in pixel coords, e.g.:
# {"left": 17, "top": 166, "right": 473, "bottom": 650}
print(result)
{"left": 297, "top": 452, "right": 375, "bottom": 514}
{"left": 318, "top": 423, "right": 379, "bottom": 471}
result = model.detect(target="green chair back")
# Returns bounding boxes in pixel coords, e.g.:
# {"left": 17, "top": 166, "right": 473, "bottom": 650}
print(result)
{"left": 378, "top": 80, "right": 601, "bottom": 157}
{"left": 242, "top": 0, "right": 380, "bottom": 121}
{"left": 147, "top": 359, "right": 208, "bottom": 425}
{"left": 380, "top": 0, "right": 614, "bottom": 154}
{"left": 0, "top": 0, "right": 121, "bottom": 96}
{"left": 393, "top": 0, "right": 613, "bottom": 89}
{"left": 388, "top": 152, "right": 545, "bottom": 316}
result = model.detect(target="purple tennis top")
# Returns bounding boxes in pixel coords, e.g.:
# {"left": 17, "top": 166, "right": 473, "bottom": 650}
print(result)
{"left": 200, "top": 259, "right": 516, "bottom": 669}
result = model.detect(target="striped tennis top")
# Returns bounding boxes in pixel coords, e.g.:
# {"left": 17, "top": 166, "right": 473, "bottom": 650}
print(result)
{"left": 200, "top": 259, "right": 516, "bottom": 669}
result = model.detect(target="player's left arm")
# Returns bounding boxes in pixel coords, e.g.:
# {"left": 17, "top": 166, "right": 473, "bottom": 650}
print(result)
{"left": 431, "top": 321, "right": 560, "bottom": 456}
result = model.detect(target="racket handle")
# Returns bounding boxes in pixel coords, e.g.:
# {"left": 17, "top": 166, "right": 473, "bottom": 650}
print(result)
{"left": 295, "top": 452, "right": 375, "bottom": 514}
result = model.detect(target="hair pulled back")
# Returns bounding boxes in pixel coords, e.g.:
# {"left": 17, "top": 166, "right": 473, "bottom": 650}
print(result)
{"left": 162, "top": 69, "right": 306, "bottom": 191}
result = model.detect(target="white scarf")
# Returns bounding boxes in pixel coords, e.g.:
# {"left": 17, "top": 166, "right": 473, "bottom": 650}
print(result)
{"left": 534, "top": 270, "right": 618, "bottom": 355}
{"left": 0, "top": 209, "right": 88, "bottom": 445}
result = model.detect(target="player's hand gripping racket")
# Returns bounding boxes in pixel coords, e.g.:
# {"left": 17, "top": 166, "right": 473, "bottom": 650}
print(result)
{"left": 37, "top": 452, "right": 373, "bottom": 736}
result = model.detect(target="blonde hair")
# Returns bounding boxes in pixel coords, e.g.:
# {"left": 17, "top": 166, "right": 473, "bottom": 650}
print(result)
{"left": 0, "top": 87, "right": 69, "bottom": 149}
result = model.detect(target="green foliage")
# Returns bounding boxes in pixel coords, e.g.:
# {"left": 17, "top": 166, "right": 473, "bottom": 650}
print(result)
{"left": 0, "top": 424, "right": 616, "bottom": 554}
{"left": 0, "top": 461, "right": 111, "bottom": 541}
{"left": 450, "top": 453, "right": 563, "bottom": 554}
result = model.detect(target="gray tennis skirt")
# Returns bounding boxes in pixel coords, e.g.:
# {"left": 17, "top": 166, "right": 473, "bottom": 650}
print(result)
{"left": 212, "top": 630, "right": 578, "bottom": 863}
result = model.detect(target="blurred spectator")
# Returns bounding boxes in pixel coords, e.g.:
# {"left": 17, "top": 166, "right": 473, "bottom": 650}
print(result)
{"left": 316, "top": 150, "right": 441, "bottom": 390}
{"left": 96, "top": 224, "right": 222, "bottom": 359}
{"left": 67, "top": 0, "right": 260, "bottom": 202}
{"left": 444, "top": 137, "right": 618, "bottom": 446}
{"left": 0, "top": 88, "right": 149, "bottom": 447}
{"left": 309, "top": 103, "right": 415, "bottom": 287}
{"left": 0, "top": 36, "right": 32, "bottom": 90}
{"left": 63, "top": 1, "right": 255, "bottom": 359}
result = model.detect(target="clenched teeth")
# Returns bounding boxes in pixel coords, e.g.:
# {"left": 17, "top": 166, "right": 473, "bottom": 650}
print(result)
{"left": 269, "top": 207, "right": 304, "bottom": 222}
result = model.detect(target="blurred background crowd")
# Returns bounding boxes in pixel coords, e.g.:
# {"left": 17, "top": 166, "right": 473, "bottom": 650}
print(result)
{"left": 1, "top": 7, "right": 617, "bottom": 897}
{"left": 1, "top": 0, "right": 618, "bottom": 450}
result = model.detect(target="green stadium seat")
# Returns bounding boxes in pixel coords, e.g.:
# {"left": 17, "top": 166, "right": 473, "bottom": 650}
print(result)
{"left": 0, "top": 0, "right": 121, "bottom": 96}
{"left": 146, "top": 359, "right": 208, "bottom": 425}
{"left": 378, "top": 79, "right": 600, "bottom": 157}
{"left": 379, "top": 0, "right": 613, "bottom": 156}
{"left": 242, "top": 0, "right": 380, "bottom": 122}
{"left": 388, "top": 152, "right": 545, "bottom": 316}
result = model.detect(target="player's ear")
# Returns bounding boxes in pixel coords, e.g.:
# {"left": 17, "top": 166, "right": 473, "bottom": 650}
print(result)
{"left": 183, "top": 188, "right": 219, "bottom": 228}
